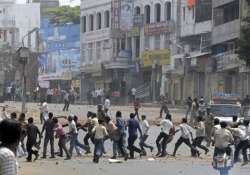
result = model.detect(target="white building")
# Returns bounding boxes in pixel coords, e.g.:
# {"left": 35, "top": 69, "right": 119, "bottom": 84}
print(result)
{"left": 80, "top": 0, "right": 176, "bottom": 102}
{"left": 166, "top": 0, "right": 213, "bottom": 103}
{"left": 0, "top": 1, "right": 40, "bottom": 99}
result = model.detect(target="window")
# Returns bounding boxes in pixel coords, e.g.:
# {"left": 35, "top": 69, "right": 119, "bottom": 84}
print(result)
{"left": 121, "top": 38, "right": 126, "bottom": 50}
{"left": 127, "top": 37, "right": 132, "bottom": 50}
{"left": 82, "top": 16, "right": 86, "bottom": 33}
{"left": 81, "top": 44, "right": 86, "bottom": 63}
{"left": 89, "top": 15, "right": 94, "bottom": 31}
{"left": 88, "top": 43, "right": 93, "bottom": 62}
{"left": 104, "top": 11, "right": 110, "bottom": 28}
{"left": 135, "top": 6, "right": 141, "bottom": 15}
{"left": 155, "top": 3, "right": 161, "bottom": 22}
{"left": 145, "top": 5, "right": 151, "bottom": 24}
{"left": 144, "top": 36, "right": 150, "bottom": 50}
{"left": 213, "top": 0, "right": 239, "bottom": 26}
{"left": 165, "top": 2, "right": 171, "bottom": 21}
{"left": 183, "top": 7, "right": 186, "bottom": 21}
{"left": 192, "top": 6, "right": 195, "bottom": 19}
{"left": 155, "top": 35, "right": 161, "bottom": 50}
{"left": 96, "top": 13, "right": 102, "bottom": 30}
{"left": 96, "top": 41, "right": 101, "bottom": 60}
{"left": 164, "top": 34, "right": 170, "bottom": 48}
{"left": 135, "top": 36, "right": 140, "bottom": 58}
{"left": 195, "top": 0, "right": 212, "bottom": 23}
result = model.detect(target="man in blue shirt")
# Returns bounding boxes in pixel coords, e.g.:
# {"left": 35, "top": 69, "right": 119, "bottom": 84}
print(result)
{"left": 115, "top": 111, "right": 128, "bottom": 160}
{"left": 127, "top": 113, "right": 142, "bottom": 159}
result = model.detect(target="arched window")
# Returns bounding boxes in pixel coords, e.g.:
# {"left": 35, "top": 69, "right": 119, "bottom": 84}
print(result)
{"left": 135, "top": 6, "right": 141, "bottom": 15}
{"left": 89, "top": 14, "right": 94, "bottom": 31}
{"left": 81, "top": 16, "right": 86, "bottom": 33}
{"left": 104, "top": 10, "right": 110, "bottom": 28}
{"left": 144, "top": 5, "right": 151, "bottom": 24}
{"left": 155, "top": 3, "right": 161, "bottom": 22}
{"left": 96, "top": 12, "right": 102, "bottom": 30}
{"left": 165, "top": 2, "right": 171, "bottom": 21}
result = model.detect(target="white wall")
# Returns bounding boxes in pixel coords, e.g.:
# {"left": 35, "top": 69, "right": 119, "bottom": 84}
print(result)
{"left": 12, "top": 3, "right": 40, "bottom": 50}
{"left": 81, "top": 0, "right": 112, "bottom": 65}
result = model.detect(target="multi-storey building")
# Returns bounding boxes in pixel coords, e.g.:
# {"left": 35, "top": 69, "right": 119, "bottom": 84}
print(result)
{"left": 167, "top": 0, "right": 213, "bottom": 103}
{"left": 211, "top": 0, "right": 250, "bottom": 97}
{"left": 0, "top": 0, "right": 40, "bottom": 100}
{"left": 80, "top": 0, "right": 176, "bottom": 102}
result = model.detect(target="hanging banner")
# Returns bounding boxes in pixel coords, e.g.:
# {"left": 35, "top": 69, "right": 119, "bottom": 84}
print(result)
{"left": 120, "top": 0, "right": 134, "bottom": 32}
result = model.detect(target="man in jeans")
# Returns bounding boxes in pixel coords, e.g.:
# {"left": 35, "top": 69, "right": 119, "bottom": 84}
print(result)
{"left": 127, "top": 113, "right": 142, "bottom": 159}
{"left": 41, "top": 112, "right": 55, "bottom": 159}
{"left": 156, "top": 114, "right": 174, "bottom": 157}
{"left": 26, "top": 117, "right": 41, "bottom": 162}
{"left": 140, "top": 115, "right": 153, "bottom": 156}
{"left": 67, "top": 116, "right": 90, "bottom": 156}
{"left": 53, "top": 118, "right": 71, "bottom": 160}
{"left": 115, "top": 111, "right": 128, "bottom": 160}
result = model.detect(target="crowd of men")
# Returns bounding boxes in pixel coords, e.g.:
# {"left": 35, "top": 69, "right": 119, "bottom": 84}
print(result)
{"left": 0, "top": 98, "right": 250, "bottom": 174}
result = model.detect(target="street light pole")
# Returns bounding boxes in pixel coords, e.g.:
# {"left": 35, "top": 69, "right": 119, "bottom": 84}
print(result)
{"left": 21, "top": 61, "right": 26, "bottom": 113}
{"left": 19, "top": 27, "right": 39, "bottom": 113}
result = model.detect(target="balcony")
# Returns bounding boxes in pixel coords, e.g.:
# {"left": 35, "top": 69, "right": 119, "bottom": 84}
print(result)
{"left": 213, "top": 0, "right": 235, "bottom": 8}
{"left": 215, "top": 51, "right": 241, "bottom": 71}
{"left": 212, "top": 19, "right": 240, "bottom": 45}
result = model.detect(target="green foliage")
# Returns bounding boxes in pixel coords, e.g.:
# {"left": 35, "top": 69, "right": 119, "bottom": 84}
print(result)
{"left": 43, "top": 6, "right": 80, "bottom": 26}
{"left": 239, "top": 17, "right": 250, "bottom": 67}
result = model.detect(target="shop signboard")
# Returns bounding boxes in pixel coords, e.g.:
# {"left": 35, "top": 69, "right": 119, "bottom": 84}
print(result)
{"left": 140, "top": 49, "right": 170, "bottom": 67}
{"left": 144, "top": 21, "right": 173, "bottom": 36}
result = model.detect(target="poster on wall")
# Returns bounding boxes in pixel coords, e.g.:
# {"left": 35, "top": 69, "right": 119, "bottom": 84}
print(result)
{"left": 120, "top": 0, "right": 134, "bottom": 32}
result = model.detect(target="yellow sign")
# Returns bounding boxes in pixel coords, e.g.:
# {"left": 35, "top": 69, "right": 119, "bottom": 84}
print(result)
{"left": 140, "top": 49, "right": 170, "bottom": 67}
{"left": 72, "top": 80, "right": 80, "bottom": 88}
{"left": 128, "top": 26, "right": 140, "bottom": 37}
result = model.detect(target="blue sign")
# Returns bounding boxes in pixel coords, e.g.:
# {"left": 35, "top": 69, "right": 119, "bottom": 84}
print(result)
{"left": 39, "top": 17, "right": 80, "bottom": 80}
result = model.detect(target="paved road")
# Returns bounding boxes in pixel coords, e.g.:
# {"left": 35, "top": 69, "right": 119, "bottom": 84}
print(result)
{"left": 2, "top": 102, "right": 250, "bottom": 175}
{"left": 19, "top": 126, "right": 250, "bottom": 175}
{"left": 2, "top": 101, "right": 186, "bottom": 123}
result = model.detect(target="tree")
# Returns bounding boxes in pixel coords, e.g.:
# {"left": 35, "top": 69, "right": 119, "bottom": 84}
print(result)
{"left": 43, "top": 6, "right": 80, "bottom": 26}
{"left": 238, "top": 17, "right": 250, "bottom": 67}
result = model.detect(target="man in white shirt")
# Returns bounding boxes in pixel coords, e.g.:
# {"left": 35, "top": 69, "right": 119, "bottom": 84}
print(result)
{"left": 104, "top": 96, "right": 111, "bottom": 115}
{"left": 229, "top": 120, "right": 249, "bottom": 165}
{"left": 139, "top": 115, "right": 153, "bottom": 156}
{"left": 0, "top": 119, "right": 22, "bottom": 175}
{"left": 39, "top": 102, "right": 48, "bottom": 124}
{"left": 213, "top": 121, "right": 234, "bottom": 159}
{"left": 67, "top": 116, "right": 89, "bottom": 156}
{"left": 92, "top": 119, "right": 108, "bottom": 163}
{"left": 156, "top": 114, "right": 174, "bottom": 157}
{"left": 172, "top": 118, "right": 199, "bottom": 157}
{"left": 192, "top": 116, "right": 209, "bottom": 155}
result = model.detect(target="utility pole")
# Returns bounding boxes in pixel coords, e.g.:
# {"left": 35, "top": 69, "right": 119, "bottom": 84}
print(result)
{"left": 17, "top": 47, "right": 29, "bottom": 113}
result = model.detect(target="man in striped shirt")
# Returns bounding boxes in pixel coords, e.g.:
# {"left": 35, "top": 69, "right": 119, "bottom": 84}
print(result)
{"left": 0, "top": 119, "right": 22, "bottom": 175}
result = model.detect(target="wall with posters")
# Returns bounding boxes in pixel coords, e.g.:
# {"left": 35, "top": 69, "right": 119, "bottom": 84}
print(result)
{"left": 38, "top": 17, "right": 80, "bottom": 81}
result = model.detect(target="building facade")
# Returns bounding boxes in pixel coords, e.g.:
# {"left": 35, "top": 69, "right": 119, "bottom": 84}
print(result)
{"left": 0, "top": 1, "right": 40, "bottom": 101}
{"left": 211, "top": 0, "right": 250, "bottom": 98}
{"left": 80, "top": 0, "right": 175, "bottom": 103}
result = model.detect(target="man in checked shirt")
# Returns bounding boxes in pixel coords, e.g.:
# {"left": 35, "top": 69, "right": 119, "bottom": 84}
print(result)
{"left": 0, "top": 119, "right": 22, "bottom": 175}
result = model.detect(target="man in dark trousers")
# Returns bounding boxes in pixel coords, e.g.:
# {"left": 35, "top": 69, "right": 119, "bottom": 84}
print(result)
{"left": 41, "top": 112, "right": 55, "bottom": 159}
{"left": 26, "top": 117, "right": 41, "bottom": 162}
{"left": 127, "top": 113, "right": 143, "bottom": 159}
{"left": 115, "top": 111, "right": 128, "bottom": 160}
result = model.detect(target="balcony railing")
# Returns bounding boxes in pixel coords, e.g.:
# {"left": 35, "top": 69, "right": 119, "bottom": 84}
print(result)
{"left": 215, "top": 51, "right": 241, "bottom": 71}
